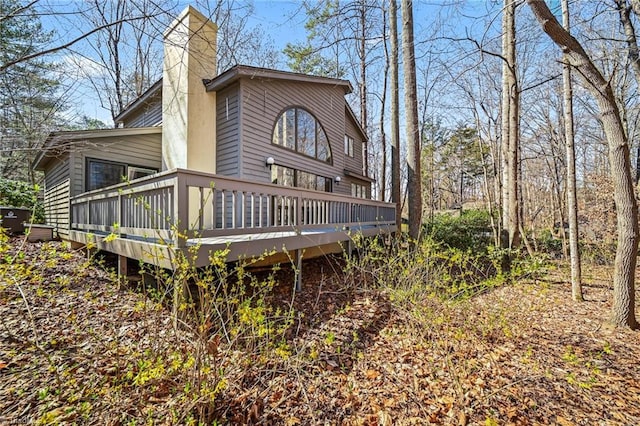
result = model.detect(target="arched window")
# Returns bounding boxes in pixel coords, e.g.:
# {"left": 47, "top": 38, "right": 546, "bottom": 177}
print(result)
{"left": 272, "top": 107, "right": 332, "bottom": 163}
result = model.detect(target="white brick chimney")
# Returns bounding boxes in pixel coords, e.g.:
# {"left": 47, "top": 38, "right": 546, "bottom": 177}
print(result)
{"left": 162, "top": 6, "right": 217, "bottom": 173}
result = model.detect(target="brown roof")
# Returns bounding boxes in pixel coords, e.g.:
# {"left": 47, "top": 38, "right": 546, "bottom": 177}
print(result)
{"left": 204, "top": 65, "right": 353, "bottom": 93}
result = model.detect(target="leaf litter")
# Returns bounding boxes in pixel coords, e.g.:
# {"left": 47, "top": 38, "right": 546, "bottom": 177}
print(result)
{"left": 1, "top": 238, "right": 639, "bottom": 424}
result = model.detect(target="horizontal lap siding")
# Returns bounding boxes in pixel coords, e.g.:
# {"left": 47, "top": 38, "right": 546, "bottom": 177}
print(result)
{"left": 122, "top": 95, "right": 162, "bottom": 128}
{"left": 43, "top": 158, "right": 72, "bottom": 236}
{"left": 239, "top": 79, "right": 353, "bottom": 196}
{"left": 216, "top": 84, "right": 240, "bottom": 176}
{"left": 71, "top": 133, "right": 162, "bottom": 193}
{"left": 44, "top": 156, "right": 70, "bottom": 190}
{"left": 44, "top": 179, "right": 70, "bottom": 237}
{"left": 344, "top": 113, "right": 371, "bottom": 193}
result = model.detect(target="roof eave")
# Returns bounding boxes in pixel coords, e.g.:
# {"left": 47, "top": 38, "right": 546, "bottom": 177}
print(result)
{"left": 114, "top": 79, "right": 163, "bottom": 124}
{"left": 32, "top": 127, "right": 163, "bottom": 171}
{"left": 205, "top": 65, "right": 353, "bottom": 93}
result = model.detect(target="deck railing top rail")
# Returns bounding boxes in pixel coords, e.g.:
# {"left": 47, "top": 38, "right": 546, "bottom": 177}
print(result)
{"left": 70, "top": 168, "right": 396, "bottom": 247}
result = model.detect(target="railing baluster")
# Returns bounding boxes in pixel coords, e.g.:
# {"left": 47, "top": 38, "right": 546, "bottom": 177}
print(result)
{"left": 231, "top": 191, "right": 237, "bottom": 229}
{"left": 68, "top": 169, "right": 396, "bottom": 247}
{"left": 221, "top": 191, "right": 226, "bottom": 230}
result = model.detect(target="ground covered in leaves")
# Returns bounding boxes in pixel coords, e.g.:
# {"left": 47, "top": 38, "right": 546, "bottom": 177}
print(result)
{"left": 1, "top": 237, "right": 639, "bottom": 425}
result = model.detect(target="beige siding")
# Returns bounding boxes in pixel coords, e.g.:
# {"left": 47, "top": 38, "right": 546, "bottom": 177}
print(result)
{"left": 44, "top": 155, "right": 70, "bottom": 190}
{"left": 122, "top": 95, "right": 162, "bottom": 128}
{"left": 239, "top": 78, "right": 358, "bottom": 196}
{"left": 71, "top": 133, "right": 162, "bottom": 193}
{"left": 44, "top": 179, "right": 70, "bottom": 238}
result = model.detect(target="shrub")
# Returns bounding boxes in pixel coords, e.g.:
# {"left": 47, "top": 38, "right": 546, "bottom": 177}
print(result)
{"left": 423, "top": 209, "right": 494, "bottom": 253}
{"left": 0, "top": 178, "right": 45, "bottom": 223}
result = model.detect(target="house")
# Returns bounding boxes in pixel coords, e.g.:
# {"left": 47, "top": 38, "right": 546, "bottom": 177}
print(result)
{"left": 32, "top": 6, "right": 395, "bottom": 280}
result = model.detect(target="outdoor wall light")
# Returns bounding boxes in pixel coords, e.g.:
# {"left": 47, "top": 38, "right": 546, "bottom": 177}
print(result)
{"left": 266, "top": 157, "right": 275, "bottom": 169}
{"left": 334, "top": 176, "right": 341, "bottom": 185}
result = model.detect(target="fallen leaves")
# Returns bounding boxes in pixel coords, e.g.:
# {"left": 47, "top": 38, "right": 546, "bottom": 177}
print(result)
{"left": 2, "top": 242, "right": 640, "bottom": 425}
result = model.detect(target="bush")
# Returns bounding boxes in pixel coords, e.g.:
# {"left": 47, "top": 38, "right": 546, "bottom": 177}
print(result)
{"left": 536, "top": 229, "right": 564, "bottom": 258}
{"left": 0, "top": 178, "right": 45, "bottom": 223}
{"left": 423, "top": 209, "right": 494, "bottom": 253}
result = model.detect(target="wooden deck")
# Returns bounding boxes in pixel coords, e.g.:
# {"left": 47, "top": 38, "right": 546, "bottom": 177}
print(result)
{"left": 68, "top": 169, "right": 396, "bottom": 269}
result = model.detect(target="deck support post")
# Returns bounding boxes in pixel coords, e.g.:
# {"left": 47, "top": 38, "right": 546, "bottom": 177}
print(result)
{"left": 294, "top": 249, "right": 303, "bottom": 292}
{"left": 118, "top": 255, "right": 129, "bottom": 283}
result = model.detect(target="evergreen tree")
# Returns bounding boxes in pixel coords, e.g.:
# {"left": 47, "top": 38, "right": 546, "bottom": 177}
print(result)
{"left": 0, "top": 0, "right": 65, "bottom": 182}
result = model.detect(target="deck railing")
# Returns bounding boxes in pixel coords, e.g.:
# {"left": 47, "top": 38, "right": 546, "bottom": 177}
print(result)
{"left": 70, "top": 168, "right": 396, "bottom": 247}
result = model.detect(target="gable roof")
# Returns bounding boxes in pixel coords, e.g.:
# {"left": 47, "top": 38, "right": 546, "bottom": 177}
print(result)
{"left": 33, "top": 127, "right": 162, "bottom": 171}
{"left": 204, "top": 65, "right": 354, "bottom": 94}
{"left": 113, "top": 79, "right": 163, "bottom": 125}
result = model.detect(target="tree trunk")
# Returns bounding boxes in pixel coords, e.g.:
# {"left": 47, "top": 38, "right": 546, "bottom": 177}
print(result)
{"left": 562, "top": 0, "right": 583, "bottom": 301}
{"left": 527, "top": 0, "right": 638, "bottom": 329}
{"left": 380, "top": 3, "right": 389, "bottom": 202}
{"left": 389, "top": 0, "right": 401, "bottom": 230}
{"left": 500, "top": 0, "right": 510, "bottom": 239}
{"left": 358, "top": 1, "right": 368, "bottom": 175}
{"left": 401, "top": 0, "right": 422, "bottom": 241}
{"left": 615, "top": 0, "right": 640, "bottom": 185}
{"left": 504, "top": 0, "right": 520, "bottom": 250}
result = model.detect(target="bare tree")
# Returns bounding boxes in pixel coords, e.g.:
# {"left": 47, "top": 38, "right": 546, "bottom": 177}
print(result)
{"left": 528, "top": 0, "right": 638, "bottom": 329}
{"left": 501, "top": 0, "right": 520, "bottom": 253}
{"left": 389, "top": 0, "right": 401, "bottom": 230}
{"left": 401, "top": 0, "right": 422, "bottom": 240}
{"left": 79, "top": 0, "right": 165, "bottom": 124}
{"left": 562, "top": 0, "right": 583, "bottom": 301}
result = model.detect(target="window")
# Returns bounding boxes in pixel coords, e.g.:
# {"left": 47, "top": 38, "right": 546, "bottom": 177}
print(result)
{"left": 344, "top": 135, "right": 354, "bottom": 157}
{"left": 271, "top": 165, "right": 295, "bottom": 187}
{"left": 128, "top": 166, "right": 157, "bottom": 180}
{"left": 272, "top": 107, "right": 332, "bottom": 163}
{"left": 87, "top": 159, "right": 126, "bottom": 191}
{"left": 271, "top": 165, "right": 332, "bottom": 192}
{"left": 86, "top": 158, "right": 158, "bottom": 191}
{"left": 351, "top": 183, "right": 367, "bottom": 199}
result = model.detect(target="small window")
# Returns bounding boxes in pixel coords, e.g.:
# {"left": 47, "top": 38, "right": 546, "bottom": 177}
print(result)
{"left": 271, "top": 165, "right": 332, "bottom": 192}
{"left": 272, "top": 107, "right": 332, "bottom": 163}
{"left": 345, "top": 135, "right": 354, "bottom": 157}
{"left": 271, "top": 165, "right": 295, "bottom": 187}
{"left": 87, "top": 159, "right": 126, "bottom": 191}
{"left": 128, "top": 166, "right": 157, "bottom": 180}
{"left": 351, "top": 183, "right": 367, "bottom": 199}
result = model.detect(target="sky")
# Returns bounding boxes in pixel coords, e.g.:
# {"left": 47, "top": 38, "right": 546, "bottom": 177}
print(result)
{"left": 35, "top": 0, "right": 503, "bottom": 125}
{"left": 43, "top": 1, "right": 314, "bottom": 123}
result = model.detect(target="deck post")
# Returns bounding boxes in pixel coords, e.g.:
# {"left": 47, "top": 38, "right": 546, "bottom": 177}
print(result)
{"left": 295, "top": 249, "right": 302, "bottom": 292}
{"left": 118, "top": 255, "right": 128, "bottom": 282}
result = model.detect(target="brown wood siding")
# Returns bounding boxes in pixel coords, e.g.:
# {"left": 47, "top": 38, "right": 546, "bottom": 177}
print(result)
{"left": 238, "top": 78, "right": 356, "bottom": 196}
{"left": 122, "top": 95, "right": 162, "bottom": 128}
{"left": 70, "top": 133, "right": 162, "bottom": 193}
{"left": 216, "top": 84, "right": 240, "bottom": 176}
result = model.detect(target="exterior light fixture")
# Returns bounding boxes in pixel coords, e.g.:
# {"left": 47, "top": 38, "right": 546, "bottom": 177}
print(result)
{"left": 266, "top": 157, "right": 275, "bottom": 169}
{"left": 334, "top": 176, "right": 341, "bottom": 185}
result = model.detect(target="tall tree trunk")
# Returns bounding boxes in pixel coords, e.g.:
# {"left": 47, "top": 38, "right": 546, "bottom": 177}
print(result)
{"left": 358, "top": 0, "right": 368, "bottom": 175}
{"left": 380, "top": 3, "right": 389, "bottom": 202}
{"left": 615, "top": 0, "right": 640, "bottom": 185}
{"left": 500, "top": 0, "right": 510, "bottom": 239}
{"left": 562, "top": 0, "right": 583, "bottom": 301}
{"left": 389, "top": 0, "right": 401, "bottom": 230}
{"left": 504, "top": 0, "right": 520, "bottom": 250}
{"left": 500, "top": 0, "right": 520, "bottom": 273}
{"left": 401, "top": 0, "right": 422, "bottom": 241}
{"left": 528, "top": 0, "right": 638, "bottom": 329}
